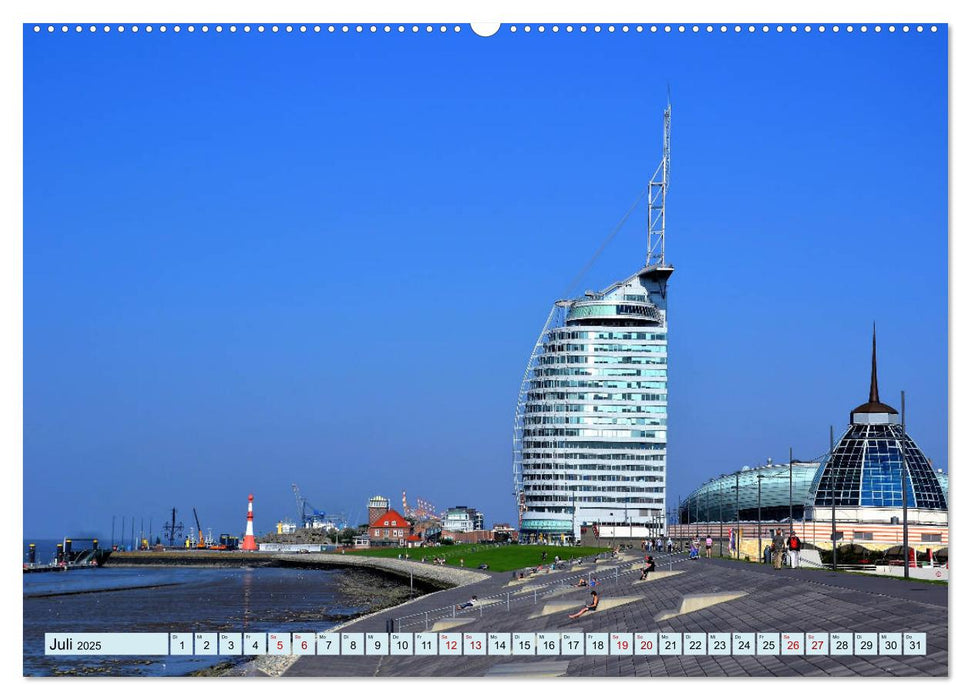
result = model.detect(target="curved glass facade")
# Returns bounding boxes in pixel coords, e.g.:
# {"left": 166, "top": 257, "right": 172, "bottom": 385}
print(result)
{"left": 678, "top": 463, "right": 820, "bottom": 523}
{"left": 809, "top": 423, "right": 947, "bottom": 510}
{"left": 515, "top": 268, "right": 673, "bottom": 540}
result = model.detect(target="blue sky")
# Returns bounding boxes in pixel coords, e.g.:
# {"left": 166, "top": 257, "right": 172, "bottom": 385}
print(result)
{"left": 23, "top": 25, "right": 947, "bottom": 540}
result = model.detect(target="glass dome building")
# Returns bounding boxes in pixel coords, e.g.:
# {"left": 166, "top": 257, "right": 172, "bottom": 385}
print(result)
{"left": 678, "top": 461, "right": 821, "bottom": 525}
{"left": 804, "top": 331, "right": 948, "bottom": 525}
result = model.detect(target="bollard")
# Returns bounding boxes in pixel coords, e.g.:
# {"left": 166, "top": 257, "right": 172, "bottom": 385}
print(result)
{"left": 506, "top": 592, "right": 510, "bottom": 611}
{"left": 424, "top": 611, "right": 429, "bottom": 631}
{"left": 386, "top": 618, "right": 395, "bottom": 633}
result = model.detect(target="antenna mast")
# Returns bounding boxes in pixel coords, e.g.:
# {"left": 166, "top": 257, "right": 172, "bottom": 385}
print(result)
{"left": 647, "top": 100, "right": 671, "bottom": 267}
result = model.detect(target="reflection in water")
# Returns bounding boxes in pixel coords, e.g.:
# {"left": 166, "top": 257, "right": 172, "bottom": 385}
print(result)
{"left": 242, "top": 568, "right": 253, "bottom": 630}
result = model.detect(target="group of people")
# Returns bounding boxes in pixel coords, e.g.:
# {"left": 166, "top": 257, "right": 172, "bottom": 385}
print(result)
{"left": 768, "top": 530, "right": 802, "bottom": 569}
{"left": 641, "top": 537, "right": 675, "bottom": 553}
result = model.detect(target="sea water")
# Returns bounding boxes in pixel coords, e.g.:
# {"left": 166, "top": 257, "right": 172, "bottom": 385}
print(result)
{"left": 24, "top": 563, "right": 365, "bottom": 676}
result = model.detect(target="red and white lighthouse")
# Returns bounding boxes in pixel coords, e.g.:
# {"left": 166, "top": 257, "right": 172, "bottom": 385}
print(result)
{"left": 241, "top": 493, "right": 258, "bottom": 551}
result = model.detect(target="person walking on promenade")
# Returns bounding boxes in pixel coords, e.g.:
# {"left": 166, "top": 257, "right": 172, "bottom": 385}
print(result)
{"left": 771, "top": 529, "right": 787, "bottom": 570}
{"left": 568, "top": 589, "right": 600, "bottom": 619}
{"left": 787, "top": 532, "right": 802, "bottom": 568}
{"left": 667, "top": 537, "right": 674, "bottom": 553}
{"left": 705, "top": 535, "right": 713, "bottom": 558}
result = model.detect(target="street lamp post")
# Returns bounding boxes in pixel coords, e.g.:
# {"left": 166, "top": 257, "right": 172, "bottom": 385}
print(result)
{"left": 719, "top": 479, "right": 724, "bottom": 557}
{"left": 788, "top": 446, "right": 794, "bottom": 528}
{"left": 757, "top": 473, "right": 763, "bottom": 563}
{"left": 830, "top": 425, "right": 837, "bottom": 572}
{"left": 898, "top": 439, "right": 910, "bottom": 580}
{"left": 735, "top": 472, "right": 740, "bottom": 560}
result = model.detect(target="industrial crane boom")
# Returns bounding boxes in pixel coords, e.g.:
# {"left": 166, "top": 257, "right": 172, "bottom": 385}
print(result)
{"left": 192, "top": 507, "right": 206, "bottom": 548}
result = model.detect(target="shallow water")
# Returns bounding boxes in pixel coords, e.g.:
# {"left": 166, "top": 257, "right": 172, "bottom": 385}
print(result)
{"left": 23, "top": 565, "right": 365, "bottom": 676}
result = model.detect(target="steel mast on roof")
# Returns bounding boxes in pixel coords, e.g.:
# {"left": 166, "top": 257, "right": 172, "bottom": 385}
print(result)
{"left": 647, "top": 100, "right": 671, "bottom": 267}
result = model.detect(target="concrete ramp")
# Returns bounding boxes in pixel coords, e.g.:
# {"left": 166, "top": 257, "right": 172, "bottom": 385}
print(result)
{"left": 632, "top": 570, "right": 685, "bottom": 584}
{"left": 431, "top": 618, "right": 474, "bottom": 632}
{"left": 654, "top": 591, "right": 747, "bottom": 622}
{"left": 484, "top": 660, "right": 571, "bottom": 677}
{"left": 528, "top": 596, "right": 642, "bottom": 620}
{"left": 541, "top": 586, "right": 591, "bottom": 600}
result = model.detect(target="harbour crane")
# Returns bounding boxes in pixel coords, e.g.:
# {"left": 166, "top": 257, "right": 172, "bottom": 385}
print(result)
{"left": 291, "top": 483, "right": 347, "bottom": 530}
{"left": 192, "top": 508, "right": 206, "bottom": 549}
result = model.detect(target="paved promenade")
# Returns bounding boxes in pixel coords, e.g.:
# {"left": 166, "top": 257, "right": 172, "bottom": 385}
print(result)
{"left": 270, "top": 552, "right": 947, "bottom": 678}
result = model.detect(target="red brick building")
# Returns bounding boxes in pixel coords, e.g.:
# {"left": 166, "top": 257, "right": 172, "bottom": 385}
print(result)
{"left": 368, "top": 508, "right": 411, "bottom": 546}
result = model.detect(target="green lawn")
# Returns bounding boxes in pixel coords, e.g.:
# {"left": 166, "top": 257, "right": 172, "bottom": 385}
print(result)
{"left": 344, "top": 543, "right": 610, "bottom": 572}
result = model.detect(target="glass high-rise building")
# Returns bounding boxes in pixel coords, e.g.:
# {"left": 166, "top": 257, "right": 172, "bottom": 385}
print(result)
{"left": 513, "top": 105, "right": 673, "bottom": 543}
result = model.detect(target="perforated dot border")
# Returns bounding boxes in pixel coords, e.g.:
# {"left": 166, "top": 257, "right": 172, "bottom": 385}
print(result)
{"left": 31, "top": 24, "right": 940, "bottom": 36}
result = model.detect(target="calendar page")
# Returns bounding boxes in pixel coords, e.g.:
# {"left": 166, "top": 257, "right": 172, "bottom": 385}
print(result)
{"left": 16, "top": 0, "right": 951, "bottom": 685}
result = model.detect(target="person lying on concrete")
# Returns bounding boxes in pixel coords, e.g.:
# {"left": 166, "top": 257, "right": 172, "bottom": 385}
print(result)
{"left": 455, "top": 595, "right": 478, "bottom": 611}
